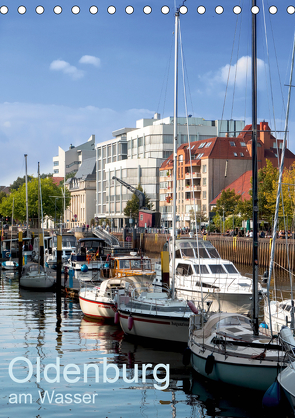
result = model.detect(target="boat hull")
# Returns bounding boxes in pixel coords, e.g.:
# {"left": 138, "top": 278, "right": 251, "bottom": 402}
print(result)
{"left": 176, "top": 287, "right": 252, "bottom": 314}
{"left": 118, "top": 310, "right": 190, "bottom": 343}
{"left": 190, "top": 344, "right": 281, "bottom": 392}
{"left": 79, "top": 295, "right": 116, "bottom": 319}
{"left": 20, "top": 274, "right": 55, "bottom": 290}
{"left": 278, "top": 365, "right": 295, "bottom": 412}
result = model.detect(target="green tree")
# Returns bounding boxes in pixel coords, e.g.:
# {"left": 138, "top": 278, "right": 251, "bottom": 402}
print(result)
{"left": 123, "top": 184, "right": 153, "bottom": 220}
{"left": 10, "top": 175, "right": 33, "bottom": 191}
{"left": 214, "top": 188, "right": 241, "bottom": 217}
{"left": 0, "top": 177, "right": 70, "bottom": 226}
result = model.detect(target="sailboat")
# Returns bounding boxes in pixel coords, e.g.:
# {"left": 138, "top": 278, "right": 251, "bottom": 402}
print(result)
{"left": 20, "top": 163, "right": 55, "bottom": 290}
{"left": 2, "top": 197, "right": 19, "bottom": 270}
{"left": 116, "top": 10, "right": 203, "bottom": 343}
{"left": 187, "top": 0, "right": 288, "bottom": 391}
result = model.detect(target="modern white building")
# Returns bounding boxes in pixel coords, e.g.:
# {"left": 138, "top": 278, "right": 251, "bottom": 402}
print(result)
{"left": 95, "top": 114, "right": 245, "bottom": 226}
{"left": 53, "top": 135, "right": 95, "bottom": 178}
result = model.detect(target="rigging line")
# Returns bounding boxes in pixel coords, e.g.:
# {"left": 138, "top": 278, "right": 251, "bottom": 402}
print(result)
{"left": 231, "top": 1, "right": 243, "bottom": 120}
{"left": 262, "top": 0, "right": 279, "bottom": 162}
{"left": 157, "top": 35, "right": 174, "bottom": 118}
{"left": 220, "top": 3, "right": 240, "bottom": 123}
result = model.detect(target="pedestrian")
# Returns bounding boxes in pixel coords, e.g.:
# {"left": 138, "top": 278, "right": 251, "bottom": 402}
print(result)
{"left": 86, "top": 224, "right": 89, "bottom": 232}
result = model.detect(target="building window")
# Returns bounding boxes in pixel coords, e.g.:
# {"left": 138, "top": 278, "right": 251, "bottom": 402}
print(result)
{"left": 205, "top": 142, "right": 212, "bottom": 148}
{"left": 233, "top": 152, "right": 238, "bottom": 157}
{"left": 140, "top": 214, "right": 143, "bottom": 220}
{"left": 202, "top": 204, "right": 207, "bottom": 212}
{"left": 230, "top": 141, "right": 236, "bottom": 146}
{"left": 240, "top": 142, "right": 246, "bottom": 147}
{"left": 54, "top": 169, "right": 59, "bottom": 174}
{"left": 203, "top": 191, "right": 207, "bottom": 199}
{"left": 196, "top": 153, "right": 204, "bottom": 160}
{"left": 202, "top": 165, "right": 207, "bottom": 173}
{"left": 198, "top": 143, "right": 206, "bottom": 149}
{"left": 54, "top": 161, "right": 59, "bottom": 166}
{"left": 240, "top": 152, "right": 244, "bottom": 157}
{"left": 203, "top": 178, "right": 207, "bottom": 186}
{"left": 179, "top": 154, "right": 183, "bottom": 162}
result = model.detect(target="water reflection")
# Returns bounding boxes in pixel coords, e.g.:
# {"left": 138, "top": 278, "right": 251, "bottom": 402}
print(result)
{"left": 0, "top": 267, "right": 292, "bottom": 418}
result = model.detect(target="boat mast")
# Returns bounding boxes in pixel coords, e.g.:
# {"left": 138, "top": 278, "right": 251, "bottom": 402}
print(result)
{"left": 171, "top": 9, "right": 179, "bottom": 300}
{"left": 24, "top": 154, "right": 29, "bottom": 238}
{"left": 252, "top": 0, "right": 259, "bottom": 335}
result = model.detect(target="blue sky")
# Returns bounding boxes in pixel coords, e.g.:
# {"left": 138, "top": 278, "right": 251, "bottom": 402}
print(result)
{"left": 0, "top": 0, "right": 295, "bottom": 185}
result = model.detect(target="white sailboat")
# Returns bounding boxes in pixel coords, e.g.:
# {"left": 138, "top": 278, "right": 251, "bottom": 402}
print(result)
{"left": 188, "top": 1, "right": 288, "bottom": 391}
{"left": 79, "top": 278, "right": 135, "bottom": 320}
{"left": 20, "top": 163, "right": 55, "bottom": 290}
{"left": 117, "top": 10, "right": 203, "bottom": 343}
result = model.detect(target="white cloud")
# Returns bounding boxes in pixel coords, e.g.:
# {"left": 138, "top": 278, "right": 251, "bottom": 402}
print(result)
{"left": 79, "top": 55, "right": 101, "bottom": 68}
{"left": 49, "top": 59, "right": 84, "bottom": 80}
{"left": 201, "top": 56, "right": 267, "bottom": 90}
{"left": 0, "top": 101, "right": 154, "bottom": 186}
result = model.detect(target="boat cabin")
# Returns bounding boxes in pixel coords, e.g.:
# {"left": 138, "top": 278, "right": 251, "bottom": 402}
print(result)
{"left": 172, "top": 238, "right": 220, "bottom": 259}
{"left": 108, "top": 253, "right": 154, "bottom": 279}
{"left": 1, "top": 237, "right": 34, "bottom": 258}
{"left": 72, "top": 237, "right": 107, "bottom": 262}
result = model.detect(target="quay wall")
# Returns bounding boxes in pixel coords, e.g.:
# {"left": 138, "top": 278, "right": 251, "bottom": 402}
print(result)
{"left": 114, "top": 233, "right": 295, "bottom": 272}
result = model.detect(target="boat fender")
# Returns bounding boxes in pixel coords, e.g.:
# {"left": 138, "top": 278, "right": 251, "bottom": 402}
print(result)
{"left": 187, "top": 301, "right": 198, "bottom": 314}
{"left": 280, "top": 326, "right": 295, "bottom": 351}
{"left": 262, "top": 380, "right": 282, "bottom": 409}
{"left": 259, "top": 321, "right": 268, "bottom": 329}
{"left": 128, "top": 315, "right": 134, "bottom": 331}
{"left": 205, "top": 353, "right": 215, "bottom": 375}
{"left": 81, "top": 264, "right": 88, "bottom": 272}
{"left": 114, "top": 311, "right": 119, "bottom": 325}
{"left": 182, "top": 347, "right": 191, "bottom": 366}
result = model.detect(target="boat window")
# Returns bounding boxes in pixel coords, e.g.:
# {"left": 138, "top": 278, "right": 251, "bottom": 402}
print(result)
{"left": 216, "top": 315, "right": 251, "bottom": 329}
{"left": 194, "top": 248, "right": 209, "bottom": 258}
{"left": 181, "top": 248, "right": 195, "bottom": 258}
{"left": 130, "top": 259, "right": 141, "bottom": 270}
{"left": 119, "top": 260, "right": 131, "bottom": 269}
{"left": 176, "top": 264, "right": 193, "bottom": 275}
{"left": 223, "top": 264, "right": 238, "bottom": 274}
{"left": 285, "top": 305, "right": 292, "bottom": 312}
{"left": 207, "top": 248, "right": 220, "bottom": 258}
{"left": 195, "top": 281, "right": 218, "bottom": 288}
{"left": 175, "top": 249, "right": 182, "bottom": 258}
{"left": 280, "top": 304, "right": 286, "bottom": 310}
{"left": 194, "top": 265, "right": 209, "bottom": 274}
{"left": 142, "top": 260, "right": 151, "bottom": 270}
{"left": 208, "top": 265, "right": 226, "bottom": 274}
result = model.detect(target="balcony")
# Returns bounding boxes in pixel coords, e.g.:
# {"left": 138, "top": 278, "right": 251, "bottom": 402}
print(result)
{"left": 185, "top": 172, "right": 201, "bottom": 178}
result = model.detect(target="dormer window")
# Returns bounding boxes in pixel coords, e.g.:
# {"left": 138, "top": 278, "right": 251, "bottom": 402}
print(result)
{"left": 230, "top": 141, "right": 236, "bottom": 146}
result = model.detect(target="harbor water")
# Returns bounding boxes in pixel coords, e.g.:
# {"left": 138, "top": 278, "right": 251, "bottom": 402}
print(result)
{"left": 0, "top": 266, "right": 293, "bottom": 418}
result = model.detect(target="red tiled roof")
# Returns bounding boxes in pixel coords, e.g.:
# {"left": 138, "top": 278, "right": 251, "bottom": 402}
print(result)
{"left": 210, "top": 170, "right": 252, "bottom": 205}
{"left": 51, "top": 177, "right": 64, "bottom": 186}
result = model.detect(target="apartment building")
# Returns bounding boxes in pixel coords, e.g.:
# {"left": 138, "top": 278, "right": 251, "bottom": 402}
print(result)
{"left": 159, "top": 121, "right": 295, "bottom": 228}
{"left": 95, "top": 114, "right": 245, "bottom": 226}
